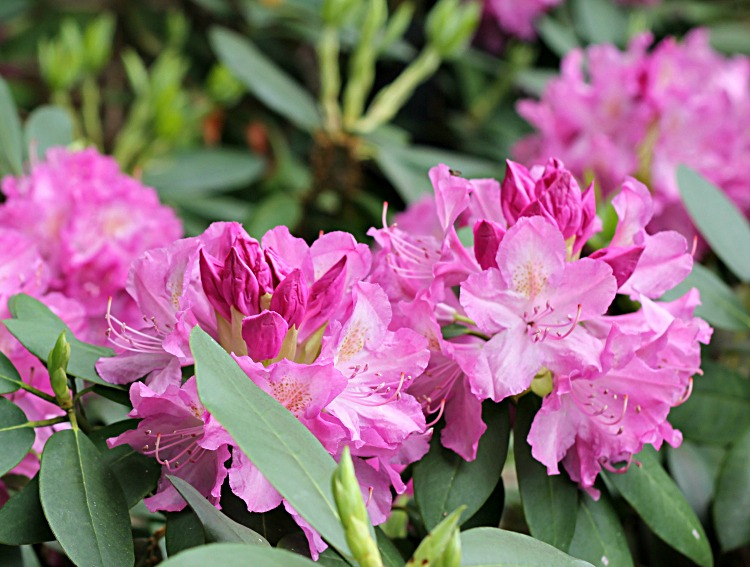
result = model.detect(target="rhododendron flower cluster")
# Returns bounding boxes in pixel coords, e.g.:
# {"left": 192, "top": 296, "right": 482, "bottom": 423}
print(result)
{"left": 368, "top": 159, "right": 709, "bottom": 496}
{"left": 515, "top": 30, "right": 750, "bottom": 253}
{"left": 481, "top": 0, "right": 562, "bottom": 41}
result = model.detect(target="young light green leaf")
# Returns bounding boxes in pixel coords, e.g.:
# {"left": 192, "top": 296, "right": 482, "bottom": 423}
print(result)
{"left": 514, "top": 396, "right": 578, "bottom": 552}
{"left": 460, "top": 527, "right": 594, "bottom": 566}
{"left": 0, "top": 75, "right": 23, "bottom": 176}
{"left": 568, "top": 493, "right": 633, "bottom": 567}
{"left": 0, "top": 398, "right": 35, "bottom": 477}
{"left": 0, "top": 351, "right": 22, "bottom": 394}
{"left": 4, "top": 294, "right": 117, "bottom": 387}
{"left": 168, "top": 475, "right": 269, "bottom": 546}
{"left": 190, "top": 327, "right": 351, "bottom": 558}
{"left": 0, "top": 476, "right": 54, "bottom": 545}
{"left": 142, "top": 149, "right": 265, "bottom": 199}
{"left": 713, "top": 427, "right": 750, "bottom": 552}
{"left": 414, "top": 402, "right": 509, "bottom": 530}
{"left": 677, "top": 164, "right": 750, "bottom": 282}
{"left": 210, "top": 27, "right": 321, "bottom": 132}
{"left": 24, "top": 105, "right": 74, "bottom": 161}
{"left": 603, "top": 446, "right": 713, "bottom": 567}
{"left": 39, "top": 429, "right": 134, "bottom": 567}
{"left": 159, "top": 543, "right": 320, "bottom": 567}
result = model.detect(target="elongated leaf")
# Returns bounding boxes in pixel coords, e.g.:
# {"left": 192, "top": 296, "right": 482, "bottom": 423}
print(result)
{"left": 603, "top": 446, "right": 712, "bottom": 567}
{"left": 536, "top": 16, "right": 581, "bottom": 57}
{"left": 660, "top": 263, "right": 750, "bottom": 331}
{"left": 0, "top": 351, "right": 22, "bottom": 394}
{"left": 159, "top": 543, "right": 319, "bottom": 566}
{"left": 414, "top": 402, "right": 509, "bottom": 530}
{"left": 677, "top": 165, "right": 750, "bottom": 282}
{"left": 0, "top": 76, "right": 23, "bottom": 176}
{"left": 210, "top": 27, "right": 321, "bottom": 132}
{"left": 514, "top": 396, "right": 578, "bottom": 552}
{"left": 0, "top": 398, "right": 35, "bottom": 477}
{"left": 39, "top": 429, "right": 134, "bottom": 567}
{"left": 190, "top": 327, "right": 350, "bottom": 557}
{"left": 713, "top": 427, "right": 750, "bottom": 551}
{"left": 142, "top": 149, "right": 265, "bottom": 199}
{"left": 460, "top": 527, "right": 594, "bottom": 566}
{"left": 0, "top": 476, "right": 54, "bottom": 545}
{"left": 668, "top": 361, "right": 750, "bottom": 445}
{"left": 168, "top": 475, "right": 269, "bottom": 546}
{"left": 166, "top": 509, "right": 206, "bottom": 556}
{"left": 667, "top": 442, "right": 724, "bottom": 522}
{"left": 376, "top": 527, "right": 405, "bottom": 567}
{"left": 24, "top": 105, "right": 74, "bottom": 161}
{"left": 4, "top": 294, "right": 117, "bottom": 387}
{"left": 571, "top": 0, "right": 626, "bottom": 46}
{"left": 568, "top": 493, "right": 633, "bottom": 567}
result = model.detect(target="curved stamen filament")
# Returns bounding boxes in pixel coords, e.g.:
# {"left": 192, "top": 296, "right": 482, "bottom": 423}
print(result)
{"left": 425, "top": 398, "right": 446, "bottom": 428}
{"left": 675, "top": 378, "right": 693, "bottom": 406}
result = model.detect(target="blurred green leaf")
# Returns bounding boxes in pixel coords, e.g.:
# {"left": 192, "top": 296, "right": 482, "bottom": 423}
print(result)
{"left": 568, "top": 492, "right": 633, "bottom": 567}
{"left": 709, "top": 23, "right": 750, "bottom": 55}
{"left": 677, "top": 165, "right": 750, "bottom": 282}
{"left": 0, "top": 398, "right": 34, "bottom": 477}
{"left": 39, "top": 429, "right": 134, "bottom": 567}
{"left": 179, "top": 197, "right": 253, "bottom": 223}
{"left": 603, "top": 446, "right": 713, "bottom": 567}
{"left": 159, "top": 543, "right": 320, "bottom": 566}
{"left": 23, "top": 106, "right": 74, "bottom": 161}
{"left": 571, "top": 0, "right": 626, "bottom": 46}
{"left": 714, "top": 427, "right": 750, "bottom": 552}
{"left": 210, "top": 27, "right": 321, "bottom": 132}
{"left": 166, "top": 509, "right": 206, "bottom": 557}
{"left": 0, "top": 75, "right": 23, "bottom": 176}
{"left": 245, "top": 193, "right": 302, "bottom": 238}
{"left": 667, "top": 442, "right": 724, "bottom": 523}
{"left": 143, "top": 149, "right": 265, "bottom": 199}
{"left": 537, "top": 16, "right": 581, "bottom": 57}
{"left": 0, "top": 476, "right": 54, "bottom": 545}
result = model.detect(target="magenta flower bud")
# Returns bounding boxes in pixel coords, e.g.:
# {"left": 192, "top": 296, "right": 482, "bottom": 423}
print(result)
{"left": 241, "top": 311, "right": 289, "bottom": 362}
{"left": 301, "top": 256, "right": 348, "bottom": 336}
{"left": 500, "top": 160, "right": 536, "bottom": 225}
{"left": 199, "top": 249, "right": 231, "bottom": 321}
{"left": 473, "top": 220, "right": 505, "bottom": 270}
{"left": 589, "top": 245, "right": 645, "bottom": 288}
{"left": 223, "top": 247, "right": 260, "bottom": 317}
{"left": 270, "top": 269, "right": 309, "bottom": 328}
{"left": 528, "top": 162, "right": 583, "bottom": 241}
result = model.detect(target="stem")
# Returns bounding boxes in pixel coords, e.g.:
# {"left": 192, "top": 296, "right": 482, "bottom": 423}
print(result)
{"left": 81, "top": 75, "right": 103, "bottom": 148}
{"left": 73, "top": 385, "right": 96, "bottom": 404}
{"left": 453, "top": 313, "right": 477, "bottom": 326}
{"left": 8, "top": 381, "right": 58, "bottom": 404}
{"left": 27, "top": 416, "right": 68, "bottom": 428}
{"left": 318, "top": 26, "right": 342, "bottom": 133}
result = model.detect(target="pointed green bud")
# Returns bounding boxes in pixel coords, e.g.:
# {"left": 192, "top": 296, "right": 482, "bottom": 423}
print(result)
{"left": 426, "top": 0, "right": 481, "bottom": 59}
{"left": 332, "top": 447, "right": 383, "bottom": 567}
{"left": 434, "top": 524, "right": 462, "bottom": 567}
{"left": 48, "top": 332, "right": 72, "bottom": 410}
{"left": 406, "top": 506, "right": 465, "bottom": 566}
{"left": 83, "top": 13, "right": 116, "bottom": 73}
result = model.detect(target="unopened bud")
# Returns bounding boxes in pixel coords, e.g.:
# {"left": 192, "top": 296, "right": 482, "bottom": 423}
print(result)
{"left": 322, "top": 0, "right": 361, "bottom": 26}
{"left": 406, "top": 506, "right": 465, "bottom": 566}
{"left": 425, "top": 0, "right": 480, "bottom": 59}
{"left": 83, "top": 13, "right": 115, "bottom": 73}
{"left": 48, "top": 332, "right": 72, "bottom": 410}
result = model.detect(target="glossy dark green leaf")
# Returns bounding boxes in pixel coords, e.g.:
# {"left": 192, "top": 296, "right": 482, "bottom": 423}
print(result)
{"left": 142, "top": 149, "right": 265, "bottom": 199}
{"left": 568, "top": 492, "right": 633, "bottom": 567}
{"left": 317, "top": 548, "right": 352, "bottom": 567}
{"left": 168, "top": 475, "right": 269, "bottom": 546}
{"left": 24, "top": 105, "right": 74, "bottom": 161}
{"left": 166, "top": 509, "right": 206, "bottom": 557}
{"left": 0, "top": 545, "right": 22, "bottom": 567}
{"left": 0, "top": 476, "right": 54, "bottom": 545}
{"left": 190, "top": 327, "right": 350, "bottom": 557}
{"left": 669, "top": 361, "right": 750, "bottom": 446}
{"left": 677, "top": 164, "right": 750, "bottom": 282}
{"left": 667, "top": 442, "right": 724, "bottom": 522}
{"left": 603, "top": 446, "right": 712, "bottom": 567}
{"left": 0, "top": 351, "right": 22, "bottom": 394}
{"left": 159, "top": 543, "right": 319, "bottom": 566}
{"left": 713, "top": 427, "right": 750, "bottom": 551}
{"left": 4, "top": 294, "right": 117, "bottom": 387}
{"left": 514, "top": 396, "right": 578, "bottom": 552}
{"left": 414, "top": 402, "right": 509, "bottom": 530}
{"left": 0, "top": 75, "right": 23, "bottom": 176}
{"left": 571, "top": 0, "right": 626, "bottom": 46}
{"left": 210, "top": 27, "right": 321, "bottom": 132}
{"left": 376, "top": 526, "right": 405, "bottom": 567}
{"left": 660, "top": 263, "right": 750, "bottom": 331}
{"left": 39, "top": 429, "right": 134, "bottom": 567}
{"left": 460, "top": 527, "right": 594, "bottom": 566}
{"left": 0, "top": 398, "right": 35, "bottom": 477}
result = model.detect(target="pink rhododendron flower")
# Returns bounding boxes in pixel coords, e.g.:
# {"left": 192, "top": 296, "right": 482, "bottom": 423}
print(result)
{"left": 0, "top": 147, "right": 182, "bottom": 340}
{"left": 482, "top": 0, "right": 563, "bottom": 41}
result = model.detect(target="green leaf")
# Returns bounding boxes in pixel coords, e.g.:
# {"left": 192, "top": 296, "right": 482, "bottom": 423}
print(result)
{"left": 713, "top": 427, "right": 750, "bottom": 551}
{"left": 668, "top": 361, "right": 750, "bottom": 446}
{"left": 710, "top": 23, "right": 750, "bottom": 56}
{"left": 0, "top": 351, "right": 22, "bottom": 394}
{"left": 571, "top": 0, "right": 626, "bottom": 46}
{"left": 603, "top": 446, "right": 713, "bottom": 567}
{"left": 142, "top": 149, "right": 265, "bottom": 199}
{"left": 168, "top": 475, "right": 269, "bottom": 546}
{"left": 39, "top": 429, "right": 134, "bottom": 567}
{"left": 376, "top": 526, "right": 405, "bottom": 567}
{"left": 536, "top": 16, "right": 581, "bottom": 57}
{"left": 677, "top": 164, "right": 750, "bottom": 282}
{"left": 24, "top": 105, "right": 74, "bottom": 161}
{"left": 0, "top": 476, "right": 54, "bottom": 545}
{"left": 568, "top": 493, "right": 633, "bottom": 567}
{"left": 460, "top": 527, "right": 595, "bottom": 566}
{"left": 190, "top": 327, "right": 350, "bottom": 557}
{"left": 414, "top": 402, "right": 510, "bottom": 530}
{"left": 667, "top": 442, "right": 724, "bottom": 522}
{"left": 159, "top": 543, "right": 320, "bottom": 566}
{"left": 210, "top": 27, "right": 321, "bottom": 132}
{"left": 0, "top": 398, "right": 35, "bottom": 477}
{"left": 88, "top": 420, "right": 161, "bottom": 508}
{"left": 0, "top": 75, "right": 23, "bottom": 176}
{"left": 4, "top": 294, "right": 117, "bottom": 388}
{"left": 244, "top": 192, "right": 302, "bottom": 238}
{"left": 660, "top": 263, "right": 750, "bottom": 331}
{"left": 318, "top": 548, "right": 353, "bottom": 567}
{"left": 166, "top": 509, "right": 206, "bottom": 556}
{"left": 514, "top": 396, "right": 578, "bottom": 552}
{"left": 0, "top": 545, "right": 22, "bottom": 567}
